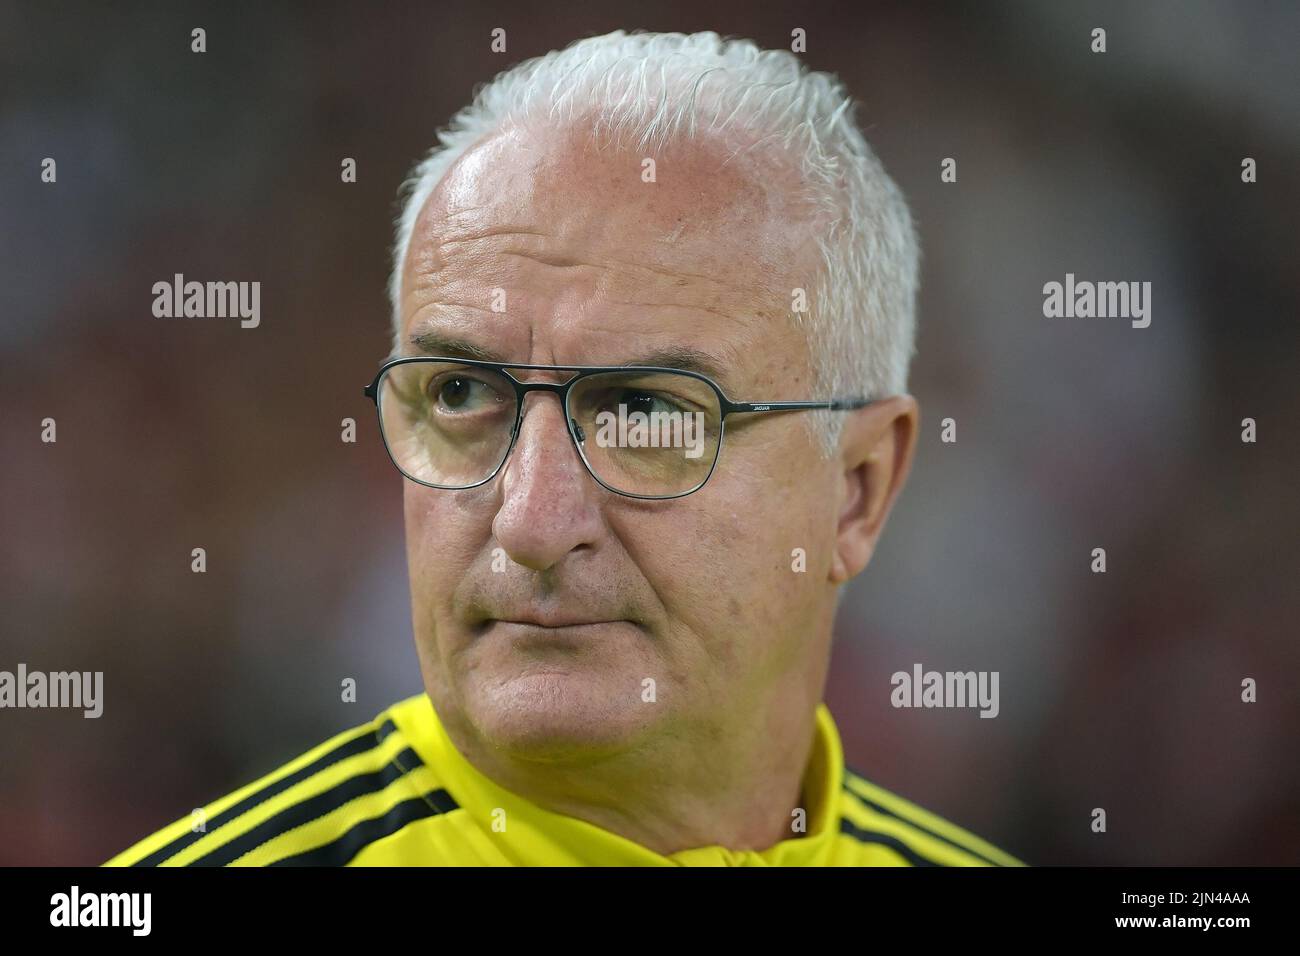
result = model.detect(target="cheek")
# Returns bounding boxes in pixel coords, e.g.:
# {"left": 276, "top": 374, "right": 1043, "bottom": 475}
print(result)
{"left": 634, "top": 484, "right": 824, "bottom": 643}
{"left": 403, "top": 484, "right": 481, "bottom": 614}
{"left": 402, "top": 487, "right": 437, "bottom": 620}
{"left": 678, "top": 446, "right": 836, "bottom": 625}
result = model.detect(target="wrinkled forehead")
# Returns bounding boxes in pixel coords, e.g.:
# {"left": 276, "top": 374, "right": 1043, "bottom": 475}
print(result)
{"left": 399, "top": 122, "right": 822, "bottom": 326}
{"left": 421, "top": 122, "right": 810, "bottom": 238}
{"left": 397, "top": 122, "right": 821, "bottom": 385}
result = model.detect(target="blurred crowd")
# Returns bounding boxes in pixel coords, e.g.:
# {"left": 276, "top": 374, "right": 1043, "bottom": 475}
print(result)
{"left": 2, "top": 1, "right": 1296, "bottom": 865}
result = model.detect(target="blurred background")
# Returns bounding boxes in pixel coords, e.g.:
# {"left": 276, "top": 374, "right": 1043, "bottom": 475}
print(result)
{"left": 1, "top": 0, "right": 1297, "bottom": 866}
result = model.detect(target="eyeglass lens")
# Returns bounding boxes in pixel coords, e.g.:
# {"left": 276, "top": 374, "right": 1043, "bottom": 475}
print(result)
{"left": 376, "top": 362, "right": 723, "bottom": 497}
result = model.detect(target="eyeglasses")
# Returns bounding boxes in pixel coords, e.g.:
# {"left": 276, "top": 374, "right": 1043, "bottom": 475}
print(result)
{"left": 363, "top": 357, "right": 876, "bottom": 500}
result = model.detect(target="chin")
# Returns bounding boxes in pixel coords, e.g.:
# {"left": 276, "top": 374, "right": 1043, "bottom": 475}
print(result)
{"left": 467, "top": 670, "right": 652, "bottom": 762}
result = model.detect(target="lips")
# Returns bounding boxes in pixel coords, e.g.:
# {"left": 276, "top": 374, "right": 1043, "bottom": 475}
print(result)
{"left": 468, "top": 597, "right": 643, "bottom": 635}
{"left": 476, "top": 606, "right": 641, "bottom": 634}
{"left": 491, "top": 616, "right": 624, "bottom": 629}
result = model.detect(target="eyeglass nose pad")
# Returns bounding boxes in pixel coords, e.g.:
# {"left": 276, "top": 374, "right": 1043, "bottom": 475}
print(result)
{"left": 571, "top": 419, "right": 586, "bottom": 444}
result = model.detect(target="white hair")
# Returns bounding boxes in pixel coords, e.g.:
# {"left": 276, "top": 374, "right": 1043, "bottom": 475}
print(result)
{"left": 389, "top": 30, "right": 919, "bottom": 455}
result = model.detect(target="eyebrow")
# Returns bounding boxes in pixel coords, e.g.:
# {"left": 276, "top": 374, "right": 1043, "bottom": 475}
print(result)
{"left": 408, "top": 330, "right": 506, "bottom": 363}
{"left": 626, "top": 346, "right": 727, "bottom": 380}
{"left": 406, "top": 331, "right": 729, "bottom": 383}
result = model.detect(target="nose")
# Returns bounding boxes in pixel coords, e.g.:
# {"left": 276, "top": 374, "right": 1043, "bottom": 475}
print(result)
{"left": 491, "top": 390, "right": 603, "bottom": 571}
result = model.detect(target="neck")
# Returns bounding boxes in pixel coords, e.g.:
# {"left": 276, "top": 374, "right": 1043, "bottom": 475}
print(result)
{"left": 445, "top": 695, "right": 822, "bottom": 856}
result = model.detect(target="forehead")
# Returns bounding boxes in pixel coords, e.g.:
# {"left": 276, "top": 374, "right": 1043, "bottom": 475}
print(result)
{"left": 399, "top": 123, "right": 820, "bottom": 379}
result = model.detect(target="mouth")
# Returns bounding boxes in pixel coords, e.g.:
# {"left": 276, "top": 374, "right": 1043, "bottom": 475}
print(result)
{"left": 485, "top": 618, "right": 634, "bottom": 631}
{"left": 474, "top": 613, "right": 641, "bottom": 639}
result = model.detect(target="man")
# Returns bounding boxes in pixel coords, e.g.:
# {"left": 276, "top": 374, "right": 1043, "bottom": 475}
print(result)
{"left": 108, "top": 30, "right": 1022, "bottom": 867}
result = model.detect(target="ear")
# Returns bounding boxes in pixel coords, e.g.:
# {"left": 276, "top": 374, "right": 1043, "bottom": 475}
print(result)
{"left": 828, "top": 396, "right": 919, "bottom": 585}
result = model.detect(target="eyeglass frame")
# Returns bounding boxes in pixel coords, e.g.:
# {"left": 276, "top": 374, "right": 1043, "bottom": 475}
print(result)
{"left": 363, "top": 356, "right": 877, "bottom": 501}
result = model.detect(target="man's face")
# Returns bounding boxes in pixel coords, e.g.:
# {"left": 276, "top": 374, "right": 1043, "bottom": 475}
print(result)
{"left": 398, "top": 124, "right": 844, "bottom": 760}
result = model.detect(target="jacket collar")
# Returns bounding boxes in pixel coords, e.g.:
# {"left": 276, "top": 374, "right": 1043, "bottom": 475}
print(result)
{"left": 395, "top": 693, "right": 844, "bottom": 866}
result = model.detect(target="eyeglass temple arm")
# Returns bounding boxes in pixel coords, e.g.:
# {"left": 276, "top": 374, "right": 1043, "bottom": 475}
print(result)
{"left": 724, "top": 397, "right": 876, "bottom": 415}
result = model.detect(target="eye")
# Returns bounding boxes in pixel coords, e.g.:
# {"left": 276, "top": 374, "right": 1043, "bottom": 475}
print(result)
{"left": 439, "top": 376, "right": 473, "bottom": 408}
{"left": 615, "top": 389, "right": 684, "bottom": 416}
{"left": 427, "top": 372, "right": 504, "bottom": 413}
